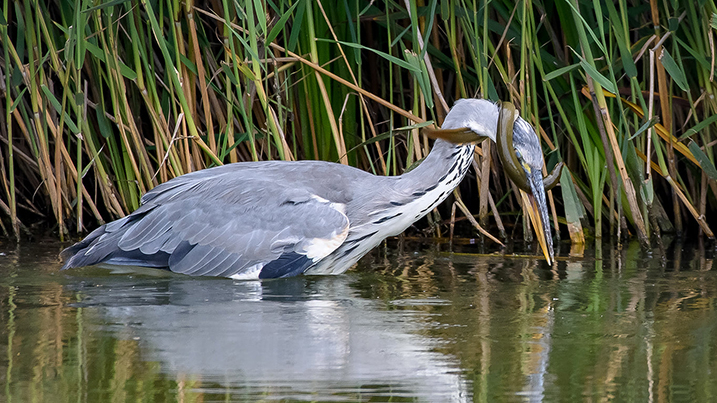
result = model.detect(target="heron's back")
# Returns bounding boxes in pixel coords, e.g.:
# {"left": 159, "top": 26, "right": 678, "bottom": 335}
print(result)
{"left": 61, "top": 160, "right": 390, "bottom": 278}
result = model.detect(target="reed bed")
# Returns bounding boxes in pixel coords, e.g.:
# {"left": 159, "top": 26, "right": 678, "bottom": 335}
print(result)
{"left": 0, "top": 0, "right": 715, "bottom": 247}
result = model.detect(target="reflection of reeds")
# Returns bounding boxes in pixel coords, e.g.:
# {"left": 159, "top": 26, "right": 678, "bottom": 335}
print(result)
{"left": 2, "top": 241, "right": 717, "bottom": 400}
{"left": 1, "top": 279, "right": 177, "bottom": 402}
{"left": 430, "top": 242, "right": 716, "bottom": 400}
{"left": 1, "top": 1, "right": 716, "bottom": 245}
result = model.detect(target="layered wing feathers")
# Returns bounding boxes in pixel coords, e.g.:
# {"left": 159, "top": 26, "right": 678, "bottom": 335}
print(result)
{"left": 62, "top": 163, "right": 353, "bottom": 278}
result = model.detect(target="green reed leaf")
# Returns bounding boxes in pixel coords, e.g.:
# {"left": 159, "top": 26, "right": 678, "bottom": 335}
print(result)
{"left": 316, "top": 39, "right": 420, "bottom": 72}
{"left": 688, "top": 141, "right": 717, "bottom": 181}
{"left": 266, "top": 0, "right": 300, "bottom": 45}
{"left": 680, "top": 114, "right": 717, "bottom": 140}
{"left": 543, "top": 63, "right": 579, "bottom": 81}
{"left": 40, "top": 85, "right": 79, "bottom": 133}
{"left": 579, "top": 59, "right": 617, "bottom": 94}
{"left": 659, "top": 50, "right": 689, "bottom": 92}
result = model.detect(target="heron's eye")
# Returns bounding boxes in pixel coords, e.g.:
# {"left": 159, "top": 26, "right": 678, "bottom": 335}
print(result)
{"left": 514, "top": 148, "right": 523, "bottom": 161}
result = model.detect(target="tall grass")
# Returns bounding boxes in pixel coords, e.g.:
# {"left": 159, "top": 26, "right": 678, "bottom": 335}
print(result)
{"left": 0, "top": 0, "right": 715, "bottom": 247}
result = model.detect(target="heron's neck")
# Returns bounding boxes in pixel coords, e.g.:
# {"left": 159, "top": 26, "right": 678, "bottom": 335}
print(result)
{"left": 407, "top": 139, "right": 473, "bottom": 179}
{"left": 397, "top": 139, "right": 475, "bottom": 205}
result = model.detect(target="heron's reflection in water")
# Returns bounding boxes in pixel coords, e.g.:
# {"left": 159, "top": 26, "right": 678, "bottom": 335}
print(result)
{"left": 70, "top": 273, "right": 469, "bottom": 401}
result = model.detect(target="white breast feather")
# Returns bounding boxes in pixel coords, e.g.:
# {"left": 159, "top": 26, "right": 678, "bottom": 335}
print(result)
{"left": 302, "top": 225, "right": 350, "bottom": 260}
{"left": 301, "top": 196, "right": 349, "bottom": 260}
{"left": 229, "top": 263, "right": 263, "bottom": 280}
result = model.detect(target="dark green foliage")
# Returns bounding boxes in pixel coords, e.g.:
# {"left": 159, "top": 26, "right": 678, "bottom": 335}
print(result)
{"left": 0, "top": 0, "right": 715, "bottom": 243}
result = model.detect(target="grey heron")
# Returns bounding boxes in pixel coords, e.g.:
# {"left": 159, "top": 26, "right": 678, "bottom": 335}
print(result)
{"left": 61, "top": 99, "right": 560, "bottom": 279}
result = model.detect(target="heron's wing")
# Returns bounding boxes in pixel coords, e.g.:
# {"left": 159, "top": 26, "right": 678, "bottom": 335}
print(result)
{"left": 64, "top": 167, "right": 351, "bottom": 279}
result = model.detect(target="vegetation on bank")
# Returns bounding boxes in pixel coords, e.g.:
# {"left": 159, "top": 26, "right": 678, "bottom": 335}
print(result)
{"left": 0, "top": 0, "right": 716, "bottom": 247}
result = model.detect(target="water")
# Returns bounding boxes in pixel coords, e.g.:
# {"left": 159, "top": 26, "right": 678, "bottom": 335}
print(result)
{"left": 1, "top": 239, "right": 716, "bottom": 402}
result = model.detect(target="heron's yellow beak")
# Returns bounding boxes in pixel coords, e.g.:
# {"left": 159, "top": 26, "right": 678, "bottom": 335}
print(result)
{"left": 520, "top": 189, "right": 553, "bottom": 264}
{"left": 423, "top": 127, "right": 489, "bottom": 144}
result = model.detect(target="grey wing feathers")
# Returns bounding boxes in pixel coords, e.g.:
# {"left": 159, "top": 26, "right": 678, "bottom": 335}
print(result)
{"left": 61, "top": 164, "right": 351, "bottom": 278}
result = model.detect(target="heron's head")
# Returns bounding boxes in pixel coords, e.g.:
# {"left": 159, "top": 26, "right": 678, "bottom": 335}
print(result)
{"left": 426, "top": 99, "right": 561, "bottom": 263}
{"left": 511, "top": 117, "right": 544, "bottom": 182}
{"left": 509, "top": 115, "right": 554, "bottom": 264}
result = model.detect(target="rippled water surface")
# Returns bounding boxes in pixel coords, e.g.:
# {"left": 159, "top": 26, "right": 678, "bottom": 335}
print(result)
{"left": 1, "top": 240, "right": 716, "bottom": 402}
